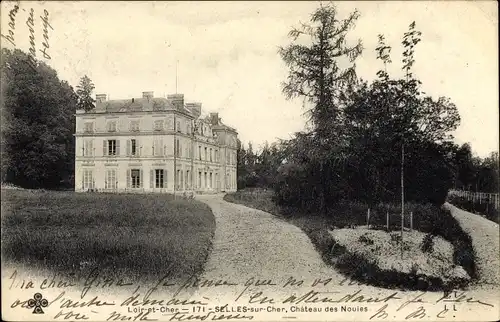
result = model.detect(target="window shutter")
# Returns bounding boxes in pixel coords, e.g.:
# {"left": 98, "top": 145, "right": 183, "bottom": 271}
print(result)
{"left": 140, "top": 169, "right": 144, "bottom": 188}
{"left": 159, "top": 139, "right": 164, "bottom": 156}
{"left": 89, "top": 140, "right": 94, "bottom": 156}
{"left": 153, "top": 140, "right": 157, "bottom": 156}
{"left": 126, "top": 140, "right": 131, "bottom": 156}
{"left": 129, "top": 121, "right": 132, "bottom": 132}
{"left": 126, "top": 169, "right": 131, "bottom": 188}
{"left": 150, "top": 170, "right": 154, "bottom": 189}
{"left": 82, "top": 172, "right": 84, "bottom": 190}
{"left": 164, "top": 169, "right": 168, "bottom": 188}
{"left": 116, "top": 140, "right": 120, "bottom": 156}
{"left": 103, "top": 140, "right": 107, "bottom": 156}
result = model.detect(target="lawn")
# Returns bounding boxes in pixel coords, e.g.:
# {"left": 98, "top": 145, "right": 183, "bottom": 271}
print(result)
{"left": 1, "top": 189, "right": 216, "bottom": 283}
{"left": 224, "top": 189, "right": 476, "bottom": 291}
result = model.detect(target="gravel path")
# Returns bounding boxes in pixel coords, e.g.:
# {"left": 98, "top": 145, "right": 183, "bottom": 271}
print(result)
{"left": 445, "top": 203, "right": 500, "bottom": 288}
{"left": 193, "top": 194, "right": 359, "bottom": 302}
{"left": 196, "top": 194, "right": 337, "bottom": 278}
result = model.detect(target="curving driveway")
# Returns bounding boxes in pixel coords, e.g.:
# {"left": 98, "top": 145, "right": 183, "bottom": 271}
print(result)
{"left": 196, "top": 194, "right": 336, "bottom": 281}
{"left": 192, "top": 194, "right": 399, "bottom": 304}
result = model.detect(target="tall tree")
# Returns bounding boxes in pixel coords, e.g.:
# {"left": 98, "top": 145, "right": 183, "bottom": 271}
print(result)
{"left": 1, "top": 48, "right": 77, "bottom": 188}
{"left": 278, "top": 2, "right": 363, "bottom": 213}
{"left": 279, "top": 2, "right": 362, "bottom": 134}
{"left": 76, "top": 75, "right": 96, "bottom": 112}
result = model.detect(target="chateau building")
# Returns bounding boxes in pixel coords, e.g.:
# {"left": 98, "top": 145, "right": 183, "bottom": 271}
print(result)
{"left": 74, "top": 92, "right": 238, "bottom": 194}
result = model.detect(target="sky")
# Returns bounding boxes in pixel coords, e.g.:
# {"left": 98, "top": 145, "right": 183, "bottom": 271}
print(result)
{"left": 1, "top": 1, "right": 498, "bottom": 157}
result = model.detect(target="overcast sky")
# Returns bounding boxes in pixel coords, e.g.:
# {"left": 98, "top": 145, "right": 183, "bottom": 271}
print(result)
{"left": 1, "top": 1, "right": 498, "bottom": 157}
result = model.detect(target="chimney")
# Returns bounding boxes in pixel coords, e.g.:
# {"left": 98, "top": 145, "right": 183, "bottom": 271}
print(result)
{"left": 96, "top": 94, "right": 107, "bottom": 103}
{"left": 209, "top": 112, "right": 219, "bottom": 125}
{"left": 142, "top": 91, "right": 154, "bottom": 100}
{"left": 167, "top": 94, "right": 184, "bottom": 110}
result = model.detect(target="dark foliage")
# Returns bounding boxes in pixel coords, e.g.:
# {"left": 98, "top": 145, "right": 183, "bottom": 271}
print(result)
{"left": 1, "top": 49, "right": 77, "bottom": 189}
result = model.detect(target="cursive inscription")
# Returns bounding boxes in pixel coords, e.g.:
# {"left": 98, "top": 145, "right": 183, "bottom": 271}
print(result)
{"left": 1, "top": 1, "right": 20, "bottom": 46}
{"left": 39, "top": 9, "right": 53, "bottom": 59}
{"left": 5, "top": 269, "right": 498, "bottom": 321}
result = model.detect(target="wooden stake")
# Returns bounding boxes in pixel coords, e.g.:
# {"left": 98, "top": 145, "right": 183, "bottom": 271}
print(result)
{"left": 410, "top": 211, "right": 413, "bottom": 231}
{"left": 367, "top": 208, "right": 370, "bottom": 227}
{"left": 386, "top": 211, "right": 389, "bottom": 231}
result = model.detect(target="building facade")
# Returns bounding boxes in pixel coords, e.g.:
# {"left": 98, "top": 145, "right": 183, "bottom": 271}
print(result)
{"left": 74, "top": 92, "right": 238, "bottom": 194}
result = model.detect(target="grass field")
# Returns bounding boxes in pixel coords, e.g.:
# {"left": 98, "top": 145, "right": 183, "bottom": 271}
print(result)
{"left": 1, "top": 189, "right": 216, "bottom": 283}
{"left": 224, "top": 189, "right": 476, "bottom": 290}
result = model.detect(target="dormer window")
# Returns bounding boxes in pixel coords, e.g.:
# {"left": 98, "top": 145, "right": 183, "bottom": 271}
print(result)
{"left": 154, "top": 120, "right": 164, "bottom": 131}
{"left": 107, "top": 121, "right": 117, "bottom": 132}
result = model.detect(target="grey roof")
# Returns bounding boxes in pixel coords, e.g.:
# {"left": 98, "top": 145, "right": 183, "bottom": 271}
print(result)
{"left": 92, "top": 97, "right": 193, "bottom": 114}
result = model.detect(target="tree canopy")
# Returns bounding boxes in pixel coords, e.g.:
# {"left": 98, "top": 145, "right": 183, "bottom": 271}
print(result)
{"left": 76, "top": 75, "right": 96, "bottom": 112}
{"left": 1, "top": 48, "right": 77, "bottom": 188}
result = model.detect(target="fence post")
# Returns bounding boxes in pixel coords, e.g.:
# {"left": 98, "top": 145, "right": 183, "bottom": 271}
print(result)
{"left": 410, "top": 211, "right": 413, "bottom": 231}
{"left": 386, "top": 211, "right": 389, "bottom": 231}
{"left": 367, "top": 208, "right": 370, "bottom": 227}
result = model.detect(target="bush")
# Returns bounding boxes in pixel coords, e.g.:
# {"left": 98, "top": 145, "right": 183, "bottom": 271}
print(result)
{"left": 421, "top": 234, "right": 434, "bottom": 253}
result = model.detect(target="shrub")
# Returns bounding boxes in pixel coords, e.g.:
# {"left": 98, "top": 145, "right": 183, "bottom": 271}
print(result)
{"left": 421, "top": 234, "right": 434, "bottom": 253}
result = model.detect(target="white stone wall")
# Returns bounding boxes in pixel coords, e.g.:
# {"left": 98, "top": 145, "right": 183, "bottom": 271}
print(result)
{"left": 75, "top": 111, "right": 237, "bottom": 194}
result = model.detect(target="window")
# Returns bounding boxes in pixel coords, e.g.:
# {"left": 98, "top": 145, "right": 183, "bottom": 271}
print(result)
{"left": 176, "top": 121, "right": 181, "bottom": 133}
{"left": 130, "top": 120, "right": 140, "bottom": 132}
{"left": 84, "top": 140, "right": 93, "bottom": 156}
{"left": 198, "top": 146, "right": 202, "bottom": 160}
{"left": 210, "top": 148, "right": 213, "bottom": 162}
{"left": 83, "top": 169, "right": 94, "bottom": 190}
{"left": 204, "top": 172, "right": 207, "bottom": 188}
{"left": 176, "top": 170, "right": 181, "bottom": 189}
{"left": 84, "top": 122, "right": 94, "bottom": 133}
{"left": 107, "top": 121, "right": 117, "bottom": 132}
{"left": 209, "top": 173, "right": 213, "bottom": 189}
{"left": 186, "top": 170, "right": 190, "bottom": 189}
{"left": 175, "top": 139, "right": 181, "bottom": 157}
{"left": 153, "top": 139, "right": 164, "bottom": 156}
{"left": 155, "top": 169, "right": 164, "bottom": 188}
{"left": 187, "top": 124, "right": 192, "bottom": 135}
{"left": 215, "top": 149, "right": 218, "bottom": 162}
{"left": 105, "top": 169, "right": 117, "bottom": 189}
{"left": 108, "top": 140, "right": 117, "bottom": 156}
{"left": 204, "top": 147, "right": 207, "bottom": 161}
{"left": 198, "top": 171, "right": 202, "bottom": 188}
{"left": 131, "top": 169, "right": 141, "bottom": 188}
{"left": 131, "top": 139, "right": 137, "bottom": 156}
{"left": 154, "top": 120, "right": 164, "bottom": 131}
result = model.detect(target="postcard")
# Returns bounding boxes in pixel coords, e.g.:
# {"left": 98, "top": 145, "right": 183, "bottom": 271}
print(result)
{"left": 1, "top": 1, "right": 498, "bottom": 321}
